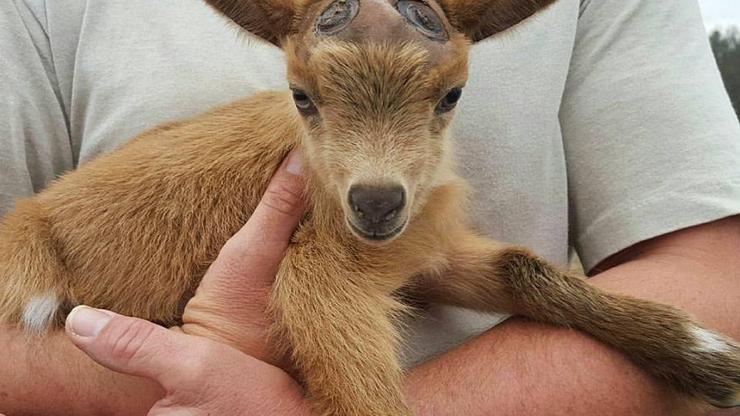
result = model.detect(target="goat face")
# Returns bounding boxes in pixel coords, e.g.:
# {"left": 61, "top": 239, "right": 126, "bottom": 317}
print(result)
{"left": 285, "top": 0, "right": 469, "bottom": 243}
{"left": 204, "top": 0, "right": 557, "bottom": 242}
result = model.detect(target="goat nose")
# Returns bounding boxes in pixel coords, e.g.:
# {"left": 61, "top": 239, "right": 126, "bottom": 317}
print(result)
{"left": 349, "top": 185, "right": 406, "bottom": 223}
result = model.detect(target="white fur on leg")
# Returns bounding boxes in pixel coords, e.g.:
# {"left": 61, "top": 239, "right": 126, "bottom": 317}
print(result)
{"left": 21, "top": 292, "right": 60, "bottom": 334}
{"left": 689, "top": 325, "right": 731, "bottom": 354}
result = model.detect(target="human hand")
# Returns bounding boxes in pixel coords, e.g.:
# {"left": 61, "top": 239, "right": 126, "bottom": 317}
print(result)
{"left": 179, "top": 149, "right": 306, "bottom": 366}
{"left": 65, "top": 307, "right": 311, "bottom": 416}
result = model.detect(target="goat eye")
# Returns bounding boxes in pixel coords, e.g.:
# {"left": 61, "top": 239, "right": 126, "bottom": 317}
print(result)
{"left": 435, "top": 87, "right": 463, "bottom": 114}
{"left": 396, "top": 1, "right": 447, "bottom": 42}
{"left": 291, "top": 89, "right": 317, "bottom": 115}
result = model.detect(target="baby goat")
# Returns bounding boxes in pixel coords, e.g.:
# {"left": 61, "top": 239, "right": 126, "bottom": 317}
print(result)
{"left": 1, "top": 0, "right": 739, "bottom": 414}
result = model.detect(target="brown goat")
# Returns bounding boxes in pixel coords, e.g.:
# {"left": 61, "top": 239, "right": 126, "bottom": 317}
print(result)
{"left": 1, "top": 0, "right": 739, "bottom": 414}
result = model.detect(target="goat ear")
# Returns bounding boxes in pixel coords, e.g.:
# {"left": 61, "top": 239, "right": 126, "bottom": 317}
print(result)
{"left": 439, "top": 0, "right": 556, "bottom": 43}
{"left": 204, "top": 0, "right": 299, "bottom": 46}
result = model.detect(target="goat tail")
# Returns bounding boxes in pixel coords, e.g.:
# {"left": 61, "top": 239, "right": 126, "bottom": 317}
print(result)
{"left": 0, "top": 198, "right": 70, "bottom": 334}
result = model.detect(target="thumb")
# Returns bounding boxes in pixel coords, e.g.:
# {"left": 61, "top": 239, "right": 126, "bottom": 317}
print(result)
{"left": 65, "top": 305, "right": 206, "bottom": 386}
{"left": 247, "top": 148, "right": 307, "bottom": 244}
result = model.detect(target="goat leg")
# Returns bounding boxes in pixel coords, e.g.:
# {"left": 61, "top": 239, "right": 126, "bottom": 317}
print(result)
{"left": 270, "top": 245, "right": 412, "bottom": 416}
{"left": 420, "top": 234, "right": 740, "bottom": 408}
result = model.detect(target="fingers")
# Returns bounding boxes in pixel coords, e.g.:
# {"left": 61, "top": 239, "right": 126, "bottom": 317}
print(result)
{"left": 65, "top": 305, "right": 206, "bottom": 387}
{"left": 209, "top": 149, "right": 306, "bottom": 289}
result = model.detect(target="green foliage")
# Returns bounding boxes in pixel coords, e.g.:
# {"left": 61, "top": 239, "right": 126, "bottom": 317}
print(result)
{"left": 709, "top": 27, "right": 740, "bottom": 119}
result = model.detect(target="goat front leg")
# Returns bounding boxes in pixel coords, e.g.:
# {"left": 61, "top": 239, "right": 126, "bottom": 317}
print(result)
{"left": 420, "top": 234, "right": 740, "bottom": 408}
{"left": 270, "top": 247, "right": 412, "bottom": 416}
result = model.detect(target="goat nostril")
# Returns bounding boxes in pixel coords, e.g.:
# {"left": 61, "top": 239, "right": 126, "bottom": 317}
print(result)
{"left": 354, "top": 206, "right": 365, "bottom": 218}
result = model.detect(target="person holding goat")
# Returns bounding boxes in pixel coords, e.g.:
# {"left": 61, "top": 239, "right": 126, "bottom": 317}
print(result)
{"left": 1, "top": 0, "right": 739, "bottom": 415}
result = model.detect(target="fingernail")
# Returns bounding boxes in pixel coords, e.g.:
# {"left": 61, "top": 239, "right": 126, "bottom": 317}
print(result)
{"left": 67, "top": 306, "right": 112, "bottom": 338}
{"left": 285, "top": 149, "right": 303, "bottom": 176}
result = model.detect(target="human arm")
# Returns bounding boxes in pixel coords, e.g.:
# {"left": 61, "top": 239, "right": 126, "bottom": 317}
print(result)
{"left": 405, "top": 215, "right": 740, "bottom": 416}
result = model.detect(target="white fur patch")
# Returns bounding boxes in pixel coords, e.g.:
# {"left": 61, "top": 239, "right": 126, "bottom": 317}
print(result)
{"left": 690, "top": 325, "right": 731, "bottom": 354}
{"left": 21, "top": 292, "right": 60, "bottom": 335}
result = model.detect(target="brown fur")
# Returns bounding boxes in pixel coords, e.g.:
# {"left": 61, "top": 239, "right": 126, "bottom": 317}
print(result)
{"left": 1, "top": 0, "right": 739, "bottom": 414}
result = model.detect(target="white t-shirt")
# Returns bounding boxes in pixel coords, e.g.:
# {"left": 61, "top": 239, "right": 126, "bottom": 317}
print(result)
{"left": 2, "top": 0, "right": 739, "bottom": 366}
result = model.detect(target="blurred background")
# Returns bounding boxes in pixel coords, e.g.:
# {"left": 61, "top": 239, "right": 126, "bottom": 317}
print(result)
{"left": 699, "top": 0, "right": 740, "bottom": 119}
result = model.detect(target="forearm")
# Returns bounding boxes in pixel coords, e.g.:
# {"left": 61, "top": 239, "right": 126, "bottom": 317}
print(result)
{"left": 0, "top": 327, "right": 162, "bottom": 416}
{"left": 406, "top": 223, "right": 740, "bottom": 416}
{"left": 406, "top": 317, "right": 700, "bottom": 415}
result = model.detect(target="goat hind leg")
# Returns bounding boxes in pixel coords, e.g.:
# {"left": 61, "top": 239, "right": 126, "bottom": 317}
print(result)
{"left": 422, "top": 236, "right": 740, "bottom": 408}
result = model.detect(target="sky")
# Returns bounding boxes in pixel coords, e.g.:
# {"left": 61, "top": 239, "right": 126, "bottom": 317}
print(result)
{"left": 698, "top": 0, "right": 740, "bottom": 31}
